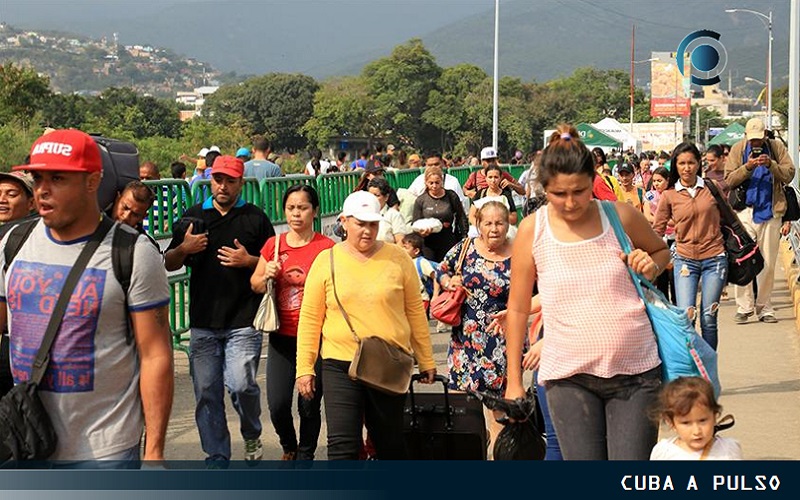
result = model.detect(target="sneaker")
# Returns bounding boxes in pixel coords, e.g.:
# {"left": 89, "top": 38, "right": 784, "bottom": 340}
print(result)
{"left": 759, "top": 314, "right": 778, "bottom": 324}
{"left": 734, "top": 311, "right": 754, "bottom": 324}
{"left": 281, "top": 451, "right": 296, "bottom": 461}
{"left": 244, "top": 439, "right": 263, "bottom": 462}
{"left": 436, "top": 321, "right": 449, "bottom": 333}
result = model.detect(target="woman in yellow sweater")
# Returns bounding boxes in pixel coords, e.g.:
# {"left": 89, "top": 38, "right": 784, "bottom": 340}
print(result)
{"left": 296, "top": 191, "right": 437, "bottom": 460}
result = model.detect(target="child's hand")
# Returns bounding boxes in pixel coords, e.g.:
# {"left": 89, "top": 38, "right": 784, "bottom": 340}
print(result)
{"left": 488, "top": 310, "right": 507, "bottom": 336}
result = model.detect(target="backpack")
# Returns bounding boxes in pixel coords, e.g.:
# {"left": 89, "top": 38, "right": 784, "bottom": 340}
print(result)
{"left": 3, "top": 218, "right": 141, "bottom": 344}
{"left": 414, "top": 256, "right": 439, "bottom": 298}
{"left": 91, "top": 135, "right": 140, "bottom": 213}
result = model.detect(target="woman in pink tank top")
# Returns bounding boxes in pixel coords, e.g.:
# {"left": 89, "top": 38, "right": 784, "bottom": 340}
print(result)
{"left": 503, "top": 124, "right": 671, "bottom": 460}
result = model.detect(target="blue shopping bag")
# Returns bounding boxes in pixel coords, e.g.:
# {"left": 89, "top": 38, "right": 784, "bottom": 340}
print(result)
{"left": 601, "top": 202, "right": 722, "bottom": 397}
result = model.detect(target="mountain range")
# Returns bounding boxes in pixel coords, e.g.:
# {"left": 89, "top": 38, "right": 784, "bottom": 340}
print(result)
{"left": 1, "top": 0, "right": 791, "bottom": 96}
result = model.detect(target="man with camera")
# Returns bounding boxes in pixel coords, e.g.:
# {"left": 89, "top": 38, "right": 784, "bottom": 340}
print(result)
{"left": 725, "top": 118, "right": 795, "bottom": 324}
{"left": 165, "top": 155, "right": 274, "bottom": 465}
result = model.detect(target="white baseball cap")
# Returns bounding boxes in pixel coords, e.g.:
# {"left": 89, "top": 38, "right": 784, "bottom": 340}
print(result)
{"left": 197, "top": 147, "right": 209, "bottom": 157}
{"left": 341, "top": 191, "right": 382, "bottom": 222}
{"left": 480, "top": 146, "right": 498, "bottom": 160}
{"left": 209, "top": 145, "right": 221, "bottom": 153}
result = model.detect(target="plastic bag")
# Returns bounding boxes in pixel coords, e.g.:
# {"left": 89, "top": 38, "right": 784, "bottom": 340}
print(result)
{"left": 494, "top": 419, "right": 545, "bottom": 461}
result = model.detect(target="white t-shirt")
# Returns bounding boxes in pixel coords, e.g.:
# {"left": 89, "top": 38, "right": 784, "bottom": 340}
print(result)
{"left": 305, "top": 159, "right": 332, "bottom": 176}
{"left": 650, "top": 436, "right": 743, "bottom": 460}
{"left": 378, "top": 206, "right": 411, "bottom": 243}
{"left": 0, "top": 220, "right": 170, "bottom": 460}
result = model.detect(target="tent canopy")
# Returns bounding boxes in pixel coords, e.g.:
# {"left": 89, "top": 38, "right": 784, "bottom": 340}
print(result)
{"left": 708, "top": 122, "right": 746, "bottom": 146}
{"left": 576, "top": 123, "right": 622, "bottom": 148}
{"left": 594, "top": 117, "right": 641, "bottom": 152}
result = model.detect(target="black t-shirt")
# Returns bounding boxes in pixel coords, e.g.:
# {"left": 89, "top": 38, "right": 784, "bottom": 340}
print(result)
{"left": 168, "top": 200, "right": 274, "bottom": 329}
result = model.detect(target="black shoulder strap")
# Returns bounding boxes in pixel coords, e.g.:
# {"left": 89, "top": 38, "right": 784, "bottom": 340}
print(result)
{"left": 3, "top": 219, "right": 38, "bottom": 273}
{"left": 30, "top": 217, "right": 114, "bottom": 385}
{"left": 111, "top": 225, "right": 139, "bottom": 298}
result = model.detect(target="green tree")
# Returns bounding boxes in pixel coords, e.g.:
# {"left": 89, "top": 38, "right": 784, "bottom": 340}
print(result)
{"left": 772, "top": 85, "right": 789, "bottom": 130}
{"left": 423, "top": 64, "right": 488, "bottom": 152}
{"left": 302, "top": 76, "right": 379, "bottom": 149}
{"left": 41, "top": 93, "right": 89, "bottom": 129}
{"left": 204, "top": 73, "right": 318, "bottom": 152}
{"left": 83, "top": 87, "right": 182, "bottom": 138}
{"left": 362, "top": 39, "right": 442, "bottom": 148}
{"left": 0, "top": 62, "right": 52, "bottom": 128}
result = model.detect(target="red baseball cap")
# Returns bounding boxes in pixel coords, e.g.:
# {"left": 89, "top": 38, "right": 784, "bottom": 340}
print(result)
{"left": 13, "top": 129, "right": 102, "bottom": 173}
{"left": 211, "top": 155, "right": 244, "bottom": 178}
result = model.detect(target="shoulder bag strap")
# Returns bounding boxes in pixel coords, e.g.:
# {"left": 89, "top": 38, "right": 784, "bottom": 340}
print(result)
{"left": 30, "top": 216, "right": 114, "bottom": 386}
{"left": 455, "top": 238, "right": 471, "bottom": 277}
{"left": 329, "top": 247, "right": 360, "bottom": 344}
{"left": 600, "top": 201, "right": 649, "bottom": 300}
{"left": 273, "top": 233, "right": 280, "bottom": 262}
{"left": 699, "top": 439, "right": 714, "bottom": 460}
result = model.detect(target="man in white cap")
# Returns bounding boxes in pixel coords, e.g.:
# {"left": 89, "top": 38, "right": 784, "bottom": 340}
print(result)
{"left": 0, "top": 129, "right": 173, "bottom": 464}
{"left": 725, "top": 118, "right": 795, "bottom": 324}
{"left": 463, "top": 146, "right": 524, "bottom": 200}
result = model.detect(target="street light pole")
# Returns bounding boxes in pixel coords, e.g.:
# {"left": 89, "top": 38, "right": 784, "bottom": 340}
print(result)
{"left": 727, "top": 8, "right": 773, "bottom": 129}
{"left": 630, "top": 25, "right": 635, "bottom": 131}
{"left": 492, "top": 0, "right": 499, "bottom": 151}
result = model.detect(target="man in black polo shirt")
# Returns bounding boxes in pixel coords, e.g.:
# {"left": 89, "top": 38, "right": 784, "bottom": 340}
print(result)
{"left": 165, "top": 155, "right": 274, "bottom": 465}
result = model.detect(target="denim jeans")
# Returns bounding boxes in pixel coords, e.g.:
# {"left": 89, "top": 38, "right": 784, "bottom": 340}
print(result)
{"left": 672, "top": 254, "right": 728, "bottom": 351}
{"left": 190, "top": 326, "right": 263, "bottom": 463}
{"left": 546, "top": 366, "right": 661, "bottom": 460}
{"left": 51, "top": 444, "right": 141, "bottom": 469}
{"left": 267, "top": 333, "right": 323, "bottom": 460}
{"left": 534, "top": 374, "right": 562, "bottom": 461}
{"left": 321, "top": 359, "right": 408, "bottom": 460}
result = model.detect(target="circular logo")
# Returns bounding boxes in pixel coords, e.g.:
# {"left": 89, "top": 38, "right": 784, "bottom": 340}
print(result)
{"left": 676, "top": 30, "right": 727, "bottom": 86}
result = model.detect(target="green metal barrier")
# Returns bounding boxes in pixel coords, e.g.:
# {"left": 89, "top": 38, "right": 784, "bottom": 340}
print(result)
{"left": 142, "top": 179, "right": 192, "bottom": 240}
{"left": 392, "top": 168, "right": 423, "bottom": 190}
{"left": 190, "top": 177, "right": 260, "bottom": 206}
{"left": 190, "top": 179, "right": 212, "bottom": 205}
{"left": 259, "top": 175, "right": 317, "bottom": 225}
{"left": 168, "top": 273, "right": 191, "bottom": 356}
{"left": 448, "top": 166, "right": 474, "bottom": 186}
{"left": 316, "top": 171, "right": 362, "bottom": 217}
{"left": 508, "top": 165, "right": 526, "bottom": 180}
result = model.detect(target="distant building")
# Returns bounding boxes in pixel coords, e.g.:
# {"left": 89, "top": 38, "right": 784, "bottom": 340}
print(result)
{"left": 175, "top": 85, "right": 219, "bottom": 120}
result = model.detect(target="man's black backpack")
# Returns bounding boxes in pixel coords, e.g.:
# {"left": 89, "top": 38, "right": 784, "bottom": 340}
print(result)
{"left": 92, "top": 135, "right": 140, "bottom": 213}
{"left": 2, "top": 219, "right": 140, "bottom": 344}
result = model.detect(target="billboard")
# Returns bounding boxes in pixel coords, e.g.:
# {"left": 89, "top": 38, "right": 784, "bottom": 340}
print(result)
{"left": 650, "top": 51, "right": 691, "bottom": 117}
{"left": 629, "top": 122, "right": 683, "bottom": 152}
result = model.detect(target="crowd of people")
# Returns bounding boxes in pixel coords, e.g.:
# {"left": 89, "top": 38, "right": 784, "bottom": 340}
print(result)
{"left": 0, "top": 115, "right": 794, "bottom": 464}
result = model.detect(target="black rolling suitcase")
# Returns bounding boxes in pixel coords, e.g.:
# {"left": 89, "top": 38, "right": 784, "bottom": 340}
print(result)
{"left": 403, "top": 374, "right": 487, "bottom": 460}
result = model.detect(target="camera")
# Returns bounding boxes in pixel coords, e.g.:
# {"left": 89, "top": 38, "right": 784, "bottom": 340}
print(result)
{"left": 750, "top": 147, "right": 763, "bottom": 158}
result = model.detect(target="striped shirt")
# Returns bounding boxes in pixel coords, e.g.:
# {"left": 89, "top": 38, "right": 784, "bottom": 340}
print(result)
{"left": 533, "top": 201, "right": 660, "bottom": 383}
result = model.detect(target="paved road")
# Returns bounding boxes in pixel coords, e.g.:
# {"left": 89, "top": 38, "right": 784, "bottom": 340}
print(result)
{"left": 163, "top": 261, "right": 800, "bottom": 461}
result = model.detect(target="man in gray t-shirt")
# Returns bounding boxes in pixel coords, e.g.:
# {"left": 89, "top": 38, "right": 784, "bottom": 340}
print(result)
{"left": 0, "top": 129, "right": 173, "bottom": 464}
{"left": 244, "top": 136, "right": 282, "bottom": 180}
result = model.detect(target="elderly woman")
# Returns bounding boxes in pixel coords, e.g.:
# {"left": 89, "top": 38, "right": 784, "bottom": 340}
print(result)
{"left": 296, "top": 191, "right": 436, "bottom": 460}
{"left": 412, "top": 165, "right": 468, "bottom": 262}
{"left": 438, "top": 200, "right": 513, "bottom": 448}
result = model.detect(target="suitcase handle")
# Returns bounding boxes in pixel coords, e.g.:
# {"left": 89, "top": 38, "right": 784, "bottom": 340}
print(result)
{"left": 408, "top": 374, "right": 454, "bottom": 431}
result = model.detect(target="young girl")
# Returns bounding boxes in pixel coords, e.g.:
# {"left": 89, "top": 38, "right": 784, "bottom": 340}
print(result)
{"left": 644, "top": 166, "right": 675, "bottom": 303}
{"left": 650, "top": 377, "right": 742, "bottom": 460}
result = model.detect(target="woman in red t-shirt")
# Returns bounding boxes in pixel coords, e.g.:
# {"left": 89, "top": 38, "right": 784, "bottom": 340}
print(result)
{"left": 251, "top": 185, "right": 334, "bottom": 461}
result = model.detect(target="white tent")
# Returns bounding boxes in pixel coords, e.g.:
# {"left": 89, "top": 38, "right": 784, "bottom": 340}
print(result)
{"left": 593, "top": 117, "right": 642, "bottom": 153}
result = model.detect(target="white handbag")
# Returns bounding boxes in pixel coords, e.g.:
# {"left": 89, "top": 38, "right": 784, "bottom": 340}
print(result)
{"left": 253, "top": 235, "right": 280, "bottom": 332}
